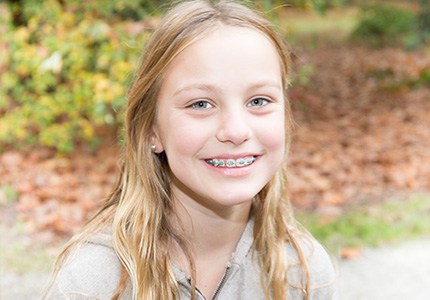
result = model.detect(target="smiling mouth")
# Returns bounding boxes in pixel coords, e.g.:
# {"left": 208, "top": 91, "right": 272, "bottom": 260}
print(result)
{"left": 205, "top": 156, "right": 256, "bottom": 168}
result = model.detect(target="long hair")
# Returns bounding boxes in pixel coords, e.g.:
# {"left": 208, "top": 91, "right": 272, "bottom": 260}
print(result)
{"left": 44, "top": 1, "right": 310, "bottom": 299}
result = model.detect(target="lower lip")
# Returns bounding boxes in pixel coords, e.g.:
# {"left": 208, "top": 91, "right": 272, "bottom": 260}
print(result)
{"left": 203, "top": 157, "right": 259, "bottom": 177}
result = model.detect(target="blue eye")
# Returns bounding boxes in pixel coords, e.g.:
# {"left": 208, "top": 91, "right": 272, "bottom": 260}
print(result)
{"left": 248, "top": 97, "right": 269, "bottom": 107}
{"left": 191, "top": 100, "right": 213, "bottom": 109}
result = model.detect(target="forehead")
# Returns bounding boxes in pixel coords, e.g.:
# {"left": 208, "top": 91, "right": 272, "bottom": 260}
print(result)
{"left": 160, "top": 25, "right": 282, "bottom": 91}
{"left": 176, "top": 25, "right": 279, "bottom": 63}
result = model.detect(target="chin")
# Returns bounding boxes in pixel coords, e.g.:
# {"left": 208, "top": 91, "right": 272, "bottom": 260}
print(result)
{"left": 209, "top": 192, "right": 257, "bottom": 208}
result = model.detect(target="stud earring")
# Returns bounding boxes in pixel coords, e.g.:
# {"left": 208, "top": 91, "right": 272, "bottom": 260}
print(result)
{"left": 151, "top": 144, "right": 157, "bottom": 152}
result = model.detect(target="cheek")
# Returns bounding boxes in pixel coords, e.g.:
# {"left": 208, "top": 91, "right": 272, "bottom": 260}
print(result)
{"left": 258, "top": 114, "right": 286, "bottom": 153}
{"left": 160, "top": 120, "right": 211, "bottom": 157}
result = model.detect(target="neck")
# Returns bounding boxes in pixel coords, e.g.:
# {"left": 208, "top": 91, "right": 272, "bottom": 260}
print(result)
{"left": 170, "top": 186, "right": 253, "bottom": 299}
{"left": 171, "top": 186, "right": 252, "bottom": 259}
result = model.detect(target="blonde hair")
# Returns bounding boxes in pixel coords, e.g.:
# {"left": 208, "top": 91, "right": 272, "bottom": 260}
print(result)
{"left": 45, "top": 1, "right": 310, "bottom": 299}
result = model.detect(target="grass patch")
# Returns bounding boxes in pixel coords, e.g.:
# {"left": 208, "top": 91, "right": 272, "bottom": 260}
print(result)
{"left": 0, "top": 221, "right": 63, "bottom": 274}
{"left": 0, "top": 243, "right": 56, "bottom": 274}
{"left": 0, "top": 185, "right": 19, "bottom": 206}
{"left": 297, "top": 193, "right": 430, "bottom": 253}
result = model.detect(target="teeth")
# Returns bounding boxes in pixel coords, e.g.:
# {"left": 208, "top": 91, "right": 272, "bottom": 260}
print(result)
{"left": 206, "top": 156, "right": 256, "bottom": 168}
{"left": 226, "top": 159, "right": 236, "bottom": 168}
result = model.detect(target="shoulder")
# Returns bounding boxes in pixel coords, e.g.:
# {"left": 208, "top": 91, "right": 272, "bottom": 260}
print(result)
{"left": 44, "top": 229, "right": 126, "bottom": 299}
{"left": 285, "top": 230, "right": 338, "bottom": 299}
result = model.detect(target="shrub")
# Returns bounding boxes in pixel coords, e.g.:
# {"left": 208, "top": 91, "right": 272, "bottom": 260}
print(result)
{"left": 351, "top": 5, "right": 418, "bottom": 47}
{"left": 252, "top": 0, "right": 348, "bottom": 14}
{"left": 0, "top": 1, "right": 150, "bottom": 152}
{"left": 418, "top": 0, "right": 430, "bottom": 43}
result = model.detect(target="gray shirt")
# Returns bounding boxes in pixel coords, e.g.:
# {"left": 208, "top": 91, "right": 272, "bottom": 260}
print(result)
{"left": 44, "top": 220, "right": 338, "bottom": 299}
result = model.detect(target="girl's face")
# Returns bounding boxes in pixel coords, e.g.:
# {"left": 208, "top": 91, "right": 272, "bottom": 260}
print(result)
{"left": 153, "top": 26, "right": 285, "bottom": 213}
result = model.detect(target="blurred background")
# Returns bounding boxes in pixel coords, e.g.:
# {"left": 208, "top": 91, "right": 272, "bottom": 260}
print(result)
{"left": 1, "top": 0, "right": 430, "bottom": 299}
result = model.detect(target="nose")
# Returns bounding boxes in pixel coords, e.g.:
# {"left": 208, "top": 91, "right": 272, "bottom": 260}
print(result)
{"left": 216, "top": 107, "right": 251, "bottom": 145}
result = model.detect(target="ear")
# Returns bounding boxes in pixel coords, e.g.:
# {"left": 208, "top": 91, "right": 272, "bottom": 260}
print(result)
{"left": 150, "top": 128, "right": 164, "bottom": 154}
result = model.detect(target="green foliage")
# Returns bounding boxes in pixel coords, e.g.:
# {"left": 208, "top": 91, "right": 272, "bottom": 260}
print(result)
{"left": 284, "top": 0, "right": 349, "bottom": 14}
{"left": 418, "top": 0, "right": 430, "bottom": 43}
{"left": 5, "top": 0, "right": 166, "bottom": 26}
{"left": 297, "top": 194, "right": 430, "bottom": 252}
{"left": 0, "top": 1, "right": 149, "bottom": 152}
{"left": 351, "top": 5, "right": 418, "bottom": 47}
{"left": 251, "top": 0, "right": 348, "bottom": 14}
{"left": 68, "top": 0, "right": 166, "bottom": 21}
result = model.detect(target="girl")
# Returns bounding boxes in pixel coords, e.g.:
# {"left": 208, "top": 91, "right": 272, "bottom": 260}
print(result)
{"left": 43, "top": 1, "right": 337, "bottom": 299}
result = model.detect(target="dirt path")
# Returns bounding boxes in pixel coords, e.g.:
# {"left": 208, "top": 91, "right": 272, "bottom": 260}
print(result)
{"left": 338, "top": 238, "right": 430, "bottom": 300}
{"left": 1, "top": 272, "right": 50, "bottom": 300}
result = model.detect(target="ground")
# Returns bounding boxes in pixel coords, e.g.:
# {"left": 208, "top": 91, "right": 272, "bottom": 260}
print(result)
{"left": 339, "top": 238, "right": 430, "bottom": 300}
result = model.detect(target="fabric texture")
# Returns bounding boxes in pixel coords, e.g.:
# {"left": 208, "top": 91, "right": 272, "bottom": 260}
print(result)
{"left": 44, "top": 219, "right": 338, "bottom": 299}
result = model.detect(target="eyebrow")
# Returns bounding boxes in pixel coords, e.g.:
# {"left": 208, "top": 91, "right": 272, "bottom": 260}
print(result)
{"left": 173, "top": 84, "right": 215, "bottom": 97}
{"left": 172, "top": 80, "right": 282, "bottom": 97}
{"left": 248, "top": 81, "right": 282, "bottom": 91}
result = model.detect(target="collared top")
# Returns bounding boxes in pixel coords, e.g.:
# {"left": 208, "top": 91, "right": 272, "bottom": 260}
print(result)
{"left": 44, "top": 219, "right": 338, "bottom": 299}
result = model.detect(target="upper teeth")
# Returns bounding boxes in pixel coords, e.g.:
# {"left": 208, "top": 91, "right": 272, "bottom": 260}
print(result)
{"left": 207, "top": 157, "right": 256, "bottom": 168}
